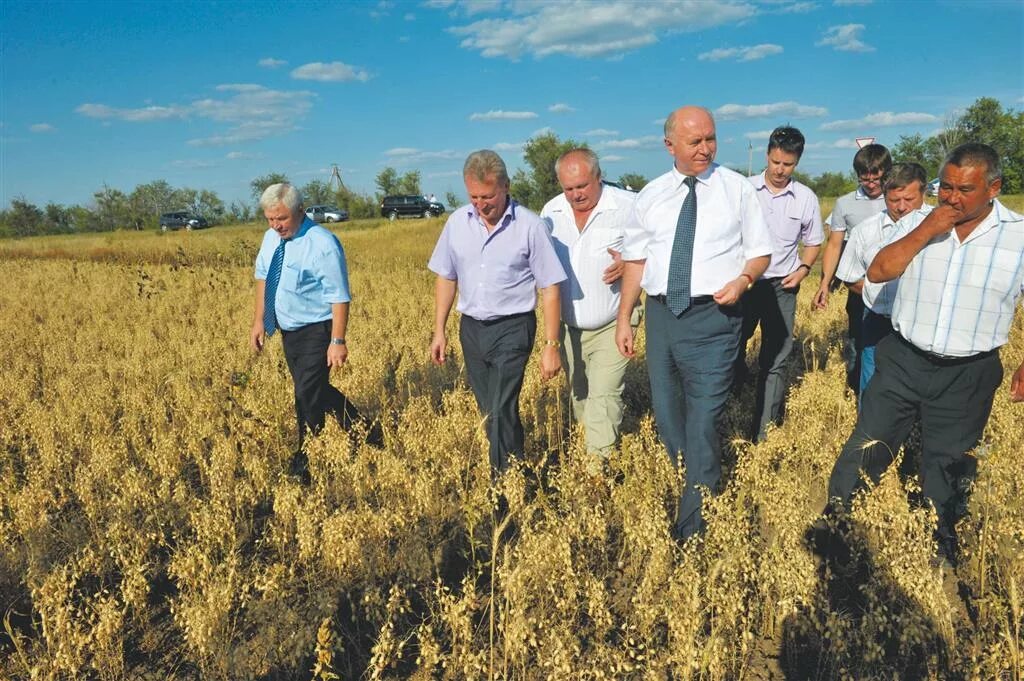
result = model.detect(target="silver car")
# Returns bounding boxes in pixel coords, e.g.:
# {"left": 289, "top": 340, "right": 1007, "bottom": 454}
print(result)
{"left": 305, "top": 205, "right": 349, "bottom": 223}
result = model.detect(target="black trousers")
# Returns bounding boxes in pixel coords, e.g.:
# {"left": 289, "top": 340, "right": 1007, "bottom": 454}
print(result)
{"left": 281, "top": 320, "right": 361, "bottom": 449}
{"left": 828, "top": 333, "right": 1003, "bottom": 550}
{"left": 459, "top": 312, "right": 536, "bottom": 473}
{"left": 845, "top": 290, "right": 865, "bottom": 394}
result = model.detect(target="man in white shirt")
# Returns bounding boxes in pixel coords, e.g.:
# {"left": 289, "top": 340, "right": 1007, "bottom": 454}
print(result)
{"left": 827, "top": 143, "right": 1024, "bottom": 562}
{"left": 616, "top": 105, "right": 773, "bottom": 540}
{"left": 741, "top": 126, "right": 823, "bottom": 442}
{"left": 813, "top": 145, "right": 892, "bottom": 394}
{"left": 836, "top": 163, "right": 929, "bottom": 398}
{"left": 541, "top": 148, "right": 638, "bottom": 464}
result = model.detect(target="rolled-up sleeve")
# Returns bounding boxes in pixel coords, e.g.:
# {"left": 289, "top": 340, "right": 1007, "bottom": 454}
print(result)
{"left": 428, "top": 222, "right": 457, "bottom": 280}
{"left": 527, "top": 220, "right": 567, "bottom": 288}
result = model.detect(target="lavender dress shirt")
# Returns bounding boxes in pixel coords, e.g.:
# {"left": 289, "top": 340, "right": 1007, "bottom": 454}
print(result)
{"left": 428, "top": 200, "right": 567, "bottom": 321}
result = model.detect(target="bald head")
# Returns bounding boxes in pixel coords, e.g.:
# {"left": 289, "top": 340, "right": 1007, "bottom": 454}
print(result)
{"left": 664, "top": 106, "right": 717, "bottom": 176}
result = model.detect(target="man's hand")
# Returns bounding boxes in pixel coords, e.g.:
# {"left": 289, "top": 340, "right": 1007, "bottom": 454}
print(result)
{"left": 812, "top": 284, "right": 829, "bottom": 310}
{"left": 327, "top": 343, "right": 348, "bottom": 369}
{"left": 616, "top": 317, "right": 636, "bottom": 358}
{"left": 602, "top": 248, "right": 624, "bottom": 284}
{"left": 713, "top": 278, "right": 747, "bottom": 306}
{"left": 1011, "top": 361, "right": 1024, "bottom": 402}
{"left": 430, "top": 331, "right": 447, "bottom": 365}
{"left": 918, "top": 204, "right": 959, "bottom": 238}
{"left": 250, "top": 322, "right": 265, "bottom": 352}
{"left": 781, "top": 265, "right": 809, "bottom": 290}
{"left": 540, "top": 344, "right": 561, "bottom": 380}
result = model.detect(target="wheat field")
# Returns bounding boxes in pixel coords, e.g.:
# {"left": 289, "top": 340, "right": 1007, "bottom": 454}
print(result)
{"left": 1, "top": 201, "right": 1022, "bottom": 680}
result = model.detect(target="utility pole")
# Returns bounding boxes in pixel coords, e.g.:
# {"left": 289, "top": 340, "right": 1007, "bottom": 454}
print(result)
{"left": 328, "top": 164, "right": 343, "bottom": 190}
{"left": 747, "top": 141, "right": 753, "bottom": 177}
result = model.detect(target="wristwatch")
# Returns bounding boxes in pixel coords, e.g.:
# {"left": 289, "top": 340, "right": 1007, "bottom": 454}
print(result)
{"left": 544, "top": 339, "right": 560, "bottom": 349}
{"left": 330, "top": 338, "right": 346, "bottom": 345}
{"left": 739, "top": 273, "right": 754, "bottom": 290}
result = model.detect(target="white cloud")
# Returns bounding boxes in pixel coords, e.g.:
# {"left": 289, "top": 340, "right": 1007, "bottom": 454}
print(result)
{"left": 492, "top": 141, "right": 525, "bottom": 152}
{"left": 469, "top": 109, "right": 538, "bottom": 121}
{"left": 548, "top": 103, "right": 576, "bottom": 113}
{"left": 290, "top": 61, "right": 372, "bottom": 82}
{"left": 715, "top": 101, "right": 828, "bottom": 119}
{"left": 170, "top": 159, "right": 218, "bottom": 170}
{"left": 29, "top": 123, "right": 55, "bottom": 133}
{"left": 446, "top": 1, "right": 756, "bottom": 60}
{"left": 776, "top": 1, "right": 817, "bottom": 13}
{"left": 226, "top": 151, "right": 262, "bottom": 160}
{"left": 816, "top": 24, "right": 874, "bottom": 52}
{"left": 76, "top": 103, "right": 188, "bottom": 122}
{"left": 584, "top": 128, "right": 619, "bottom": 136}
{"left": 258, "top": 57, "right": 287, "bottom": 68}
{"left": 698, "top": 43, "right": 783, "bottom": 62}
{"left": 834, "top": 0, "right": 872, "bottom": 5}
{"left": 532, "top": 126, "right": 555, "bottom": 137}
{"left": 404, "top": 12, "right": 416, "bottom": 20}
{"left": 600, "top": 135, "right": 662, "bottom": 149}
{"left": 384, "top": 147, "right": 463, "bottom": 162}
{"left": 77, "top": 83, "right": 312, "bottom": 146}
{"left": 743, "top": 130, "right": 773, "bottom": 140}
{"left": 601, "top": 154, "right": 626, "bottom": 162}
{"left": 820, "top": 111, "right": 939, "bottom": 131}
{"left": 426, "top": 170, "right": 462, "bottom": 178}
{"left": 805, "top": 139, "right": 861, "bottom": 150}
{"left": 423, "top": 0, "right": 455, "bottom": 7}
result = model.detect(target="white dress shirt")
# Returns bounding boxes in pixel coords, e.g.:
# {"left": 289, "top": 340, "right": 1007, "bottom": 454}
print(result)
{"left": 883, "top": 199, "right": 1024, "bottom": 357}
{"left": 623, "top": 163, "right": 772, "bottom": 296}
{"left": 541, "top": 185, "right": 638, "bottom": 329}
{"left": 837, "top": 205, "right": 933, "bottom": 316}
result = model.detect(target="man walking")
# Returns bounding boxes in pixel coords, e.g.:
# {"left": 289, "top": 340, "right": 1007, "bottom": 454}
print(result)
{"left": 616, "top": 106, "right": 773, "bottom": 540}
{"left": 813, "top": 144, "right": 892, "bottom": 393}
{"left": 541, "top": 148, "right": 639, "bottom": 467}
{"left": 250, "top": 183, "right": 365, "bottom": 473}
{"left": 740, "top": 126, "right": 823, "bottom": 441}
{"left": 835, "top": 162, "right": 929, "bottom": 397}
{"left": 827, "top": 143, "right": 1024, "bottom": 561}
{"left": 429, "top": 150, "right": 566, "bottom": 474}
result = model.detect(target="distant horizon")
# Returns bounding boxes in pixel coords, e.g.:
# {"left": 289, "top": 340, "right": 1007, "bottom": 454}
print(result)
{"left": 2, "top": 0, "right": 1021, "bottom": 209}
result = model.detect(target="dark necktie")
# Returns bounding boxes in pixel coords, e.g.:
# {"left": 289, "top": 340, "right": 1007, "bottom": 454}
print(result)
{"left": 263, "top": 240, "right": 286, "bottom": 336}
{"left": 666, "top": 176, "right": 698, "bottom": 315}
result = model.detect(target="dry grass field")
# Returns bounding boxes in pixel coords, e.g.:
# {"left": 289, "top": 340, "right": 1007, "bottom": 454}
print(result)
{"left": 1, "top": 197, "right": 1022, "bottom": 679}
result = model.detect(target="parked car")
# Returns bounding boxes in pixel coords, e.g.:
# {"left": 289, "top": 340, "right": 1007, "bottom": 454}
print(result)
{"left": 159, "top": 211, "right": 209, "bottom": 231}
{"left": 380, "top": 195, "right": 446, "bottom": 221}
{"left": 926, "top": 178, "right": 940, "bottom": 196}
{"left": 305, "top": 205, "right": 349, "bottom": 223}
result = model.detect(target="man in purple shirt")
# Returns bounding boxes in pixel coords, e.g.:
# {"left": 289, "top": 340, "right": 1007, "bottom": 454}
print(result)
{"left": 740, "top": 126, "right": 823, "bottom": 441}
{"left": 428, "top": 149, "right": 566, "bottom": 473}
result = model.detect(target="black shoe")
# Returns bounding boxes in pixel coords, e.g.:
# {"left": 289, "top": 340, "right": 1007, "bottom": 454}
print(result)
{"left": 289, "top": 451, "right": 311, "bottom": 485}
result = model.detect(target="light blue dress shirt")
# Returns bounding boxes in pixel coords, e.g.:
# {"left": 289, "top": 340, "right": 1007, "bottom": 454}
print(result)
{"left": 428, "top": 200, "right": 566, "bottom": 321}
{"left": 254, "top": 217, "right": 351, "bottom": 331}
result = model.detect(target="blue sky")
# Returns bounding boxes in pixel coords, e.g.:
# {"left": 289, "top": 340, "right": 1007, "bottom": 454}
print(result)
{"left": 2, "top": 0, "right": 1022, "bottom": 210}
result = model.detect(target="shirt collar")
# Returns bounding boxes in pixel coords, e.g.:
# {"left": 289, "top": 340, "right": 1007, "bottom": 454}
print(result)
{"left": 754, "top": 171, "right": 794, "bottom": 196}
{"left": 671, "top": 163, "right": 715, "bottom": 189}
{"left": 467, "top": 198, "right": 517, "bottom": 230}
{"left": 854, "top": 186, "right": 881, "bottom": 201}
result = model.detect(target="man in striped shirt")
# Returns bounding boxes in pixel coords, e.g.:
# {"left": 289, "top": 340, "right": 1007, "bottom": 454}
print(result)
{"left": 827, "top": 143, "right": 1024, "bottom": 561}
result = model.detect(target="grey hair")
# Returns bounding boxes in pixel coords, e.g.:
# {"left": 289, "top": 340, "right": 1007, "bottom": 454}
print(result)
{"left": 463, "top": 150, "right": 509, "bottom": 184}
{"left": 260, "top": 183, "right": 303, "bottom": 213}
{"left": 554, "top": 147, "right": 601, "bottom": 180}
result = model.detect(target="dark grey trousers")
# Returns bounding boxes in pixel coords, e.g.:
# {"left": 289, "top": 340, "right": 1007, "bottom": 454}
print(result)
{"left": 282, "top": 320, "right": 361, "bottom": 449}
{"left": 459, "top": 312, "right": 536, "bottom": 472}
{"left": 645, "top": 295, "right": 742, "bottom": 540}
{"left": 827, "top": 333, "right": 1002, "bottom": 550}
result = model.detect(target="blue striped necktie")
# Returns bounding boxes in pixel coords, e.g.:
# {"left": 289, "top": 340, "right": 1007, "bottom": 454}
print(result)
{"left": 263, "top": 239, "right": 287, "bottom": 336}
{"left": 666, "top": 176, "right": 698, "bottom": 315}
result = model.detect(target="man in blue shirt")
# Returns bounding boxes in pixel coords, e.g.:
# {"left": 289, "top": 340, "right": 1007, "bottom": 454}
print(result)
{"left": 250, "top": 183, "right": 366, "bottom": 472}
{"left": 429, "top": 150, "right": 566, "bottom": 474}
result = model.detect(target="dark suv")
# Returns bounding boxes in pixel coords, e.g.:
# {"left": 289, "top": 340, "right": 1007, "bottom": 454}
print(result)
{"left": 159, "top": 211, "right": 209, "bottom": 231}
{"left": 380, "top": 195, "right": 445, "bottom": 221}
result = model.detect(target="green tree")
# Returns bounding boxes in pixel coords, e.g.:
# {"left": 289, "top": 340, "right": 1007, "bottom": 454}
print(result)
{"left": 809, "top": 171, "right": 856, "bottom": 198}
{"left": 956, "top": 97, "right": 1023, "bottom": 192}
{"left": 617, "top": 173, "right": 647, "bottom": 191}
{"left": 445, "top": 190, "right": 461, "bottom": 209}
{"left": 250, "top": 173, "right": 290, "bottom": 203}
{"left": 510, "top": 132, "right": 584, "bottom": 211}
{"left": 1, "top": 197, "right": 45, "bottom": 237}
{"left": 891, "top": 134, "right": 943, "bottom": 179}
{"left": 302, "top": 179, "right": 333, "bottom": 205}
{"left": 44, "top": 203, "right": 74, "bottom": 234}
{"left": 228, "top": 201, "right": 253, "bottom": 223}
{"left": 92, "top": 186, "right": 132, "bottom": 232}
{"left": 375, "top": 167, "right": 399, "bottom": 198}
{"left": 396, "top": 170, "right": 421, "bottom": 195}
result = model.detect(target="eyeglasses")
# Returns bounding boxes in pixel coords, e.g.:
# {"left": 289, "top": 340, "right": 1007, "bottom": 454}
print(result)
{"left": 858, "top": 173, "right": 883, "bottom": 186}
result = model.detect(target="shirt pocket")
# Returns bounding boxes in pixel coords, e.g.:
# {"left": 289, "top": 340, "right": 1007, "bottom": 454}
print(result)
{"left": 587, "top": 226, "right": 623, "bottom": 258}
{"left": 281, "top": 264, "right": 317, "bottom": 294}
{"left": 982, "top": 246, "right": 1024, "bottom": 294}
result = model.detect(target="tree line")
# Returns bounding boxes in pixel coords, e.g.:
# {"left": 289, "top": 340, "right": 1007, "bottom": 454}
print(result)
{"left": 3, "top": 97, "right": 1018, "bottom": 238}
